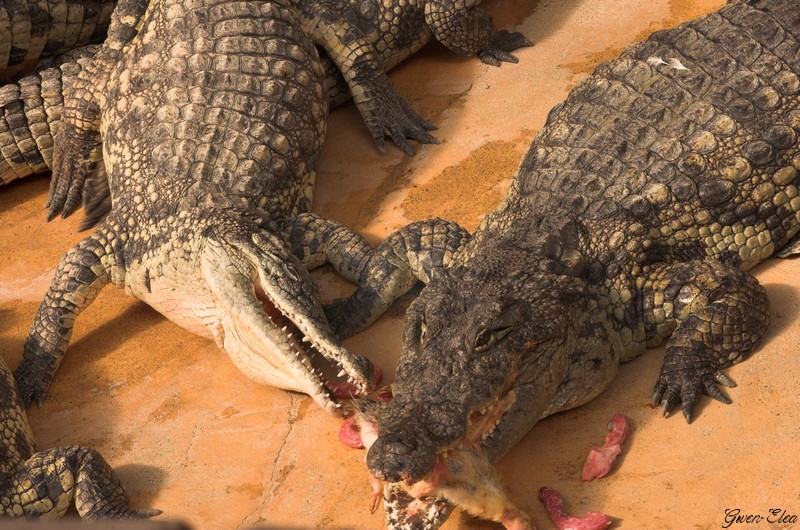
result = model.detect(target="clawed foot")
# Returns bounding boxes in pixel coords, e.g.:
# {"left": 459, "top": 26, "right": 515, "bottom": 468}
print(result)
{"left": 477, "top": 30, "right": 533, "bottom": 66}
{"left": 47, "top": 123, "right": 102, "bottom": 220}
{"left": 653, "top": 366, "right": 736, "bottom": 423}
{"left": 357, "top": 76, "right": 439, "bottom": 155}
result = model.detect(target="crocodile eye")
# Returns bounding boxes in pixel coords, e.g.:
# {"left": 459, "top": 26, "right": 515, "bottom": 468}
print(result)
{"left": 474, "top": 329, "right": 492, "bottom": 351}
{"left": 281, "top": 262, "right": 299, "bottom": 282}
{"left": 474, "top": 325, "right": 514, "bottom": 352}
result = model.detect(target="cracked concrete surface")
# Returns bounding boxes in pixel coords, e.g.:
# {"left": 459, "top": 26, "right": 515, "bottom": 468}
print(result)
{"left": 1, "top": 0, "right": 799, "bottom": 528}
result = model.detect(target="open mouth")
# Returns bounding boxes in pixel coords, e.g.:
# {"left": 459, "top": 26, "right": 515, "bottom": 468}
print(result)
{"left": 464, "top": 369, "right": 519, "bottom": 446}
{"left": 254, "top": 282, "right": 375, "bottom": 407}
{"left": 465, "top": 387, "right": 517, "bottom": 445}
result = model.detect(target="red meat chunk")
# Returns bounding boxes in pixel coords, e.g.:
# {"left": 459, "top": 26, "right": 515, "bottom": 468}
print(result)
{"left": 538, "top": 487, "right": 612, "bottom": 530}
{"left": 581, "top": 413, "right": 629, "bottom": 481}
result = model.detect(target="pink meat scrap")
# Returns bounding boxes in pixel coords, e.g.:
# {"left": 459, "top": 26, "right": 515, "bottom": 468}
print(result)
{"left": 538, "top": 487, "right": 611, "bottom": 530}
{"left": 581, "top": 413, "right": 629, "bottom": 481}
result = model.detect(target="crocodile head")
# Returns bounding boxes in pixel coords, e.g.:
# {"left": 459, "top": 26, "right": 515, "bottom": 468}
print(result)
{"left": 366, "top": 245, "right": 587, "bottom": 487}
{"left": 131, "top": 208, "right": 375, "bottom": 413}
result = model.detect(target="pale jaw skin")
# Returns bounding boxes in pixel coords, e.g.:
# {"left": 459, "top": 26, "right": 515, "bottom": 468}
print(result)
{"left": 127, "top": 225, "right": 376, "bottom": 414}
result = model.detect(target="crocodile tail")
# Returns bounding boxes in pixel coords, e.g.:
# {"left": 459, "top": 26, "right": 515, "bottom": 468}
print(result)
{"left": 0, "top": 0, "right": 113, "bottom": 83}
{"left": 0, "top": 45, "right": 98, "bottom": 185}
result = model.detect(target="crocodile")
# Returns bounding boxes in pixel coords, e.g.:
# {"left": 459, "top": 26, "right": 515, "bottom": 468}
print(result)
{"left": 0, "top": 0, "right": 115, "bottom": 83}
{"left": 0, "top": 0, "right": 531, "bottom": 185}
{"left": 0, "top": 349, "right": 159, "bottom": 519}
{"left": 301, "top": 0, "right": 799, "bottom": 526}
{"left": 12, "top": 0, "right": 389, "bottom": 413}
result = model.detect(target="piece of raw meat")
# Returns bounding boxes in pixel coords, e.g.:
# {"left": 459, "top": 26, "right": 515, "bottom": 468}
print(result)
{"left": 340, "top": 393, "right": 531, "bottom": 529}
{"left": 538, "top": 487, "right": 612, "bottom": 530}
{"left": 581, "top": 413, "right": 629, "bottom": 481}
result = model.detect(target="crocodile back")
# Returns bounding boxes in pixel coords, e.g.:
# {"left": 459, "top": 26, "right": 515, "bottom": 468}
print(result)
{"left": 502, "top": 0, "right": 799, "bottom": 271}
{"left": 0, "top": 0, "right": 114, "bottom": 82}
{"left": 101, "top": 0, "right": 327, "bottom": 223}
{"left": 0, "top": 354, "right": 35, "bottom": 490}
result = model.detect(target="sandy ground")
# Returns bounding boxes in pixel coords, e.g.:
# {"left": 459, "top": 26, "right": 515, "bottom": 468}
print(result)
{"left": 1, "top": 0, "right": 799, "bottom": 528}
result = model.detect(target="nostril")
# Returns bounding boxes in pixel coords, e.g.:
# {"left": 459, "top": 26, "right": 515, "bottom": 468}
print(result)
{"left": 366, "top": 431, "right": 437, "bottom": 483}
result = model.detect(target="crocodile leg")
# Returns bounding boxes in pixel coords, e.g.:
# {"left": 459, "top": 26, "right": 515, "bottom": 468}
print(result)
{"left": 48, "top": 0, "right": 148, "bottom": 220}
{"left": 323, "top": 218, "right": 470, "bottom": 338}
{"left": 294, "top": 0, "right": 437, "bottom": 155}
{"left": 424, "top": 0, "right": 532, "bottom": 66}
{"left": 643, "top": 260, "right": 770, "bottom": 423}
{"left": 4, "top": 445, "right": 160, "bottom": 519}
{"left": 282, "top": 212, "right": 376, "bottom": 284}
{"left": 46, "top": 87, "right": 102, "bottom": 220}
{"left": 14, "top": 228, "right": 122, "bottom": 407}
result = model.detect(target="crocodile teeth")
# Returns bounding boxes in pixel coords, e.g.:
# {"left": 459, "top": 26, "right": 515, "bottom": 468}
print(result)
{"left": 302, "top": 336, "right": 311, "bottom": 342}
{"left": 281, "top": 325, "right": 288, "bottom": 332}
{"left": 337, "top": 369, "right": 346, "bottom": 377}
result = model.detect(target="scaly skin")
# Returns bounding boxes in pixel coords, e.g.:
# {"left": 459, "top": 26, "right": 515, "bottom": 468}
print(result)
{"left": 13, "top": 0, "right": 382, "bottom": 413}
{"left": 317, "top": 0, "right": 800, "bottom": 526}
{"left": 0, "top": 0, "right": 114, "bottom": 83}
{"left": 0, "top": 0, "right": 531, "bottom": 185}
{"left": 0, "top": 45, "right": 99, "bottom": 186}
{"left": 298, "top": 0, "right": 531, "bottom": 153}
{"left": 0, "top": 352, "right": 158, "bottom": 519}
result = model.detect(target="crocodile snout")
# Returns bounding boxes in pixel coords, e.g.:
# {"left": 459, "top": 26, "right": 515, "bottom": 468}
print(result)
{"left": 366, "top": 428, "right": 437, "bottom": 483}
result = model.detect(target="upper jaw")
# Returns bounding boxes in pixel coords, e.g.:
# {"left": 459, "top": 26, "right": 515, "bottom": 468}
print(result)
{"left": 200, "top": 230, "right": 376, "bottom": 413}
{"left": 368, "top": 368, "right": 520, "bottom": 483}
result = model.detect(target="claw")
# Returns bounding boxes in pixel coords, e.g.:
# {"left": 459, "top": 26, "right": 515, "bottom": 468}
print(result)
{"left": 652, "top": 382, "right": 665, "bottom": 408}
{"left": 373, "top": 135, "right": 386, "bottom": 153}
{"left": 477, "top": 30, "right": 533, "bottom": 67}
{"left": 713, "top": 371, "right": 737, "bottom": 388}
{"left": 703, "top": 378, "right": 732, "bottom": 405}
{"left": 419, "top": 117, "right": 438, "bottom": 132}
{"left": 679, "top": 383, "right": 701, "bottom": 422}
{"left": 406, "top": 129, "right": 440, "bottom": 146}
{"left": 390, "top": 128, "right": 415, "bottom": 156}
{"left": 654, "top": 362, "right": 736, "bottom": 422}
{"left": 660, "top": 388, "right": 680, "bottom": 417}
{"left": 356, "top": 76, "right": 439, "bottom": 155}
{"left": 478, "top": 53, "right": 502, "bottom": 67}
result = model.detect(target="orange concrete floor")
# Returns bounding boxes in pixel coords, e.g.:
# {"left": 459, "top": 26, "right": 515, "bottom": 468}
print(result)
{"left": 1, "top": 0, "right": 799, "bottom": 528}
